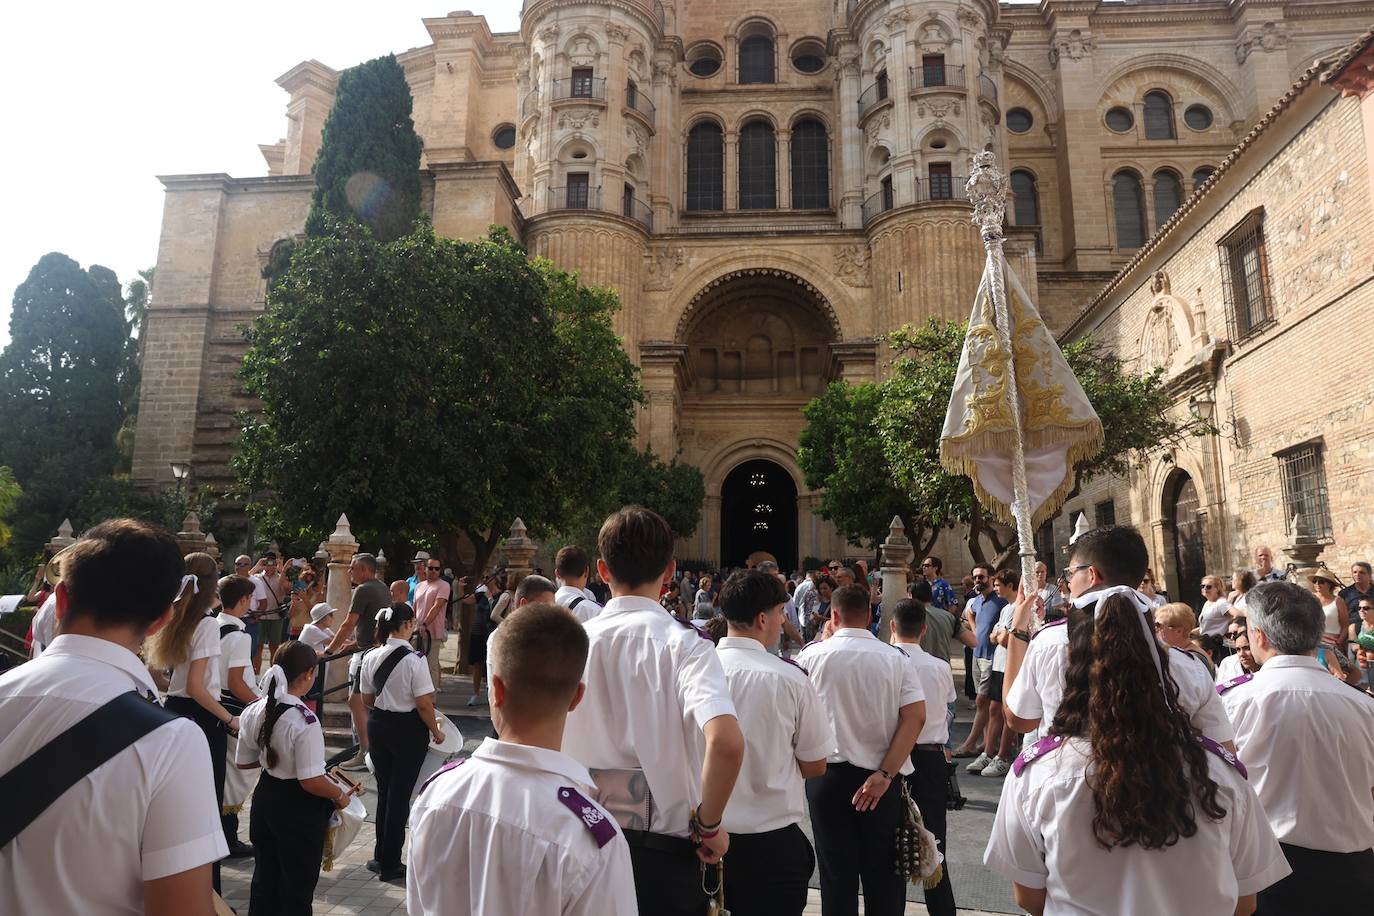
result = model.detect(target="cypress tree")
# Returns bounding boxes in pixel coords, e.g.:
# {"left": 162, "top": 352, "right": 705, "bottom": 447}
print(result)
{"left": 304, "top": 54, "right": 423, "bottom": 243}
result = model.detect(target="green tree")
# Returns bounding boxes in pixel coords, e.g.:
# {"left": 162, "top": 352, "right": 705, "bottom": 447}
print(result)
{"left": 797, "top": 381, "right": 942, "bottom": 557}
{"left": 235, "top": 222, "right": 643, "bottom": 575}
{"left": 0, "top": 466, "right": 22, "bottom": 549}
{"left": 0, "top": 253, "right": 134, "bottom": 552}
{"left": 304, "top": 54, "right": 422, "bottom": 244}
{"left": 560, "top": 448, "right": 705, "bottom": 551}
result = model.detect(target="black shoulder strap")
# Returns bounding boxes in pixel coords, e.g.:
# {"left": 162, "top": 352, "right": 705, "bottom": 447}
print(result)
{"left": 220, "top": 623, "right": 239, "bottom": 640}
{"left": 371, "top": 645, "right": 412, "bottom": 695}
{"left": 0, "top": 691, "right": 178, "bottom": 848}
{"left": 569, "top": 596, "right": 586, "bottom": 610}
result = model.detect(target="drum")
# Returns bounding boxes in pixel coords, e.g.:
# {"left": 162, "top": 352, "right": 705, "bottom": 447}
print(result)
{"left": 321, "top": 769, "right": 366, "bottom": 872}
{"left": 365, "top": 712, "right": 464, "bottom": 802}
{"left": 222, "top": 734, "right": 255, "bottom": 815}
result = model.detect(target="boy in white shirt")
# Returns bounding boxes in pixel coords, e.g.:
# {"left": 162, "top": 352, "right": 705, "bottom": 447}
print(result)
{"left": 216, "top": 574, "right": 260, "bottom": 858}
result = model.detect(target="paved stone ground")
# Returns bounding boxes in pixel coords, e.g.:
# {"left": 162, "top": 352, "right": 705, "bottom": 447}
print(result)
{"left": 222, "top": 636, "right": 1014, "bottom": 915}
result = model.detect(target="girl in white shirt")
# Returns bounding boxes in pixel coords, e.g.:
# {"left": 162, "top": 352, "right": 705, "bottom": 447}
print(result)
{"left": 237, "top": 641, "right": 352, "bottom": 913}
{"left": 984, "top": 592, "right": 1290, "bottom": 915}
{"left": 146, "top": 552, "right": 238, "bottom": 892}
{"left": 360, "top": 603, "right": 443, "bottom": 882}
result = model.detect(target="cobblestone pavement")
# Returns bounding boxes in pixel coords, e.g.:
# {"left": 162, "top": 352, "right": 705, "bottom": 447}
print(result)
{"left": 222, "top": 635, "right": 1009, "bottom": 915}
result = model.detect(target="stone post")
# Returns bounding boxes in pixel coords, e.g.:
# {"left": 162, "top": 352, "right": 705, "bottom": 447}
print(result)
{"left": 878, "top": 516, "right": 913, "bottom": 643}
{"left": 503, "top": 518, "right": 537, "bottom": 593}
{"left": 203, "top": 533, "right": 221, "bottom": 563}
{"left": 176, "top": 514, "right": 208, "bottom": 557}
{"left": 46, "top": 519, "right": 76, "bottom": 559}
{"left": 376, "top": 549, "right": 389, "bottom": 585}
{"left": 324, "top": 514, "right": 359, "bottom": 619}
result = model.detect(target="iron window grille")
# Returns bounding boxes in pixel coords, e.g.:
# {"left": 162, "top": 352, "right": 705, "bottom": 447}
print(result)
{"left": 1277, "top": 442, "right": 1332, "bottom": 541}
{"left": 1153, "top": 170, "right": 1182, "bottom": 229}
{"left": 1094, "top": 499, "right": 1116, "bottom": 528}
{"left": 571, "top": 69, "right": 595, "bottom": 98}
{"left": 1113, "top": 171, "right": 1147, "bottom": 249}
{"left": 1011, "top": 170, "right": 1039, "bottom": 227}
{"left": 565, "top": 174, "right": 590, "bottom": 209}
{"left": 1218, "top": 208, "right": 1273, "bottom": 340}
{"left": 1144, "top": 91, "right": 1176, "bottom": 140}
{"left": 685, "top": 123, "right": 724, "bottom": 211}
{"left": 790, "top": 119, "right": 830, "bottom": 209}
{"left": 739, "top": 35, "right": 775, "bottom": 84}
{"left": 737, "top": 122, "right": 777, "bottom": 210}
{"left": 927, "top": 164, "right": 953, "bottom": 200}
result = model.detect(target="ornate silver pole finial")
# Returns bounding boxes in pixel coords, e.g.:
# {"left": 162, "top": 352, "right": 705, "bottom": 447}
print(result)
{"left": 967, "top": 148, "right": 1009, "bottom": 241}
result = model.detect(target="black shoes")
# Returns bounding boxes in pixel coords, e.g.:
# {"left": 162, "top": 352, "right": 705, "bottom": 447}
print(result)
{"left": 224, "top": 841, "right": 255, "bottom": 859}
{"left": 365, "top": 859, "right": 382, "bottom": 874}
{"left": 378, "top": 864, "right": 406, "bottom": 884}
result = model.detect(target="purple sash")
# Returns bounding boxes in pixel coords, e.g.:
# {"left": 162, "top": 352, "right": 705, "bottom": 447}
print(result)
{"left": 1196, "top": 735, "right": 1248, "bottom": 779}
{"left": 1011, "top": 733, "right": 1066, "bottom": 776}
{"left": 418, "top": 756, "right": 466, "bottom": 793}
{"left": 1215, "top": 672, "right": 1254, "bottom": 695}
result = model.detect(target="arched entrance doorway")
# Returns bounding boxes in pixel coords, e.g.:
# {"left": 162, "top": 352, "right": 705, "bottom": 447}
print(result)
{"left": 720, "top": 459, "right": 798, "bottom": 571}
{"left": 1163, "top": 470, "right": 1207, "bottom": 612}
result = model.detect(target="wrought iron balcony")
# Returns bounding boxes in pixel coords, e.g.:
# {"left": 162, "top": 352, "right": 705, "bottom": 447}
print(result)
{"left": 858, "top": 76, "right": 891, "bottom": 119}
{"left": 916, "top": 175, "right": 970, "bottom": 203}
{"left": 621, "top": 195, "right": 653, "bottom": 231}
{"left": 521, "top": 88, "right": 540, "bottom": 119}
{"left": 547, "top": 185, "right": 602, "bottom": 211}
{"left": 552, "top": 77, "right": 607, "bottom": 103}
{"left": 978, "top": 73, "right": 999, "bottom": 105}
{"left": 909, "top": 63, "right": 966, "bottom": 90}
{"left": 624, "top": 83, "right": 656, "bottom": 126}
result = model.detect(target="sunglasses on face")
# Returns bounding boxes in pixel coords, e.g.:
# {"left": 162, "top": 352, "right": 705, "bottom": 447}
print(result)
{"left": 426, "top": 565, "right": 442, "bottom": 571}
{"left": 1360, "top": 605, "right": 1374, "bottom": 613}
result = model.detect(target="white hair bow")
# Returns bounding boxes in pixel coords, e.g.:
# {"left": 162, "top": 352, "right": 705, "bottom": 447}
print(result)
{"left": 375, "top": 606, "right": 393, "bottom": 623}
{"left": 1071, "top": 585, "right": 1170, "bottom": 702}
{"left": 175, "top": 574, "right": 199, "bottom": 600}
{"left": 259, "top": 664, "right": 287, "bottom": 697}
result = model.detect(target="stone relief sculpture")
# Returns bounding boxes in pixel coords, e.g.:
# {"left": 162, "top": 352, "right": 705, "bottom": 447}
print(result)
{"left": 834, "top": 245, "right": 872, "bottom": 287}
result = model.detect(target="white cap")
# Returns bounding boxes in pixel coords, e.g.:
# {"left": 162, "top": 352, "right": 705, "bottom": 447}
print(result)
{"left": 412, "top": 550, "right": 431, "bottom": 563}
{"left": 310, "top": 602, "right": 335, "bottom": 624}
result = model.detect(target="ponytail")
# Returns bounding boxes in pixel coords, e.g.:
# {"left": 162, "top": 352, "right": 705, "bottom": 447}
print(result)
{"left": 375, "top": 602, "right": 415, "bottom": 641}
{"left": 146, "top": 552, "right": 220, "bottom": 670}
{"left": 257, "top": 641, "right": 318, "bottom": 769}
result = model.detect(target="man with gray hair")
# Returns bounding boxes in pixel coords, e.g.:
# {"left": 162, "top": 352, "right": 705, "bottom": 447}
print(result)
{"left": 1221, "top": 581, "right": 1374, "bottom": 914}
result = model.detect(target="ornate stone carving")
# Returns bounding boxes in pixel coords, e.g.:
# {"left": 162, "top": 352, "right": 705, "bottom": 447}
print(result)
{"left": 568, "top": 35, "right": 597, "bottom": 67}
{"left": 537, "top": 25, "right": 559, "bottom": 44}
{"left": 644, "top": 247, "right": 687, "bottom": 291}
{"left": 1150, "top": 269, "right": 1171, "bottom": 296}
{"left": 839, "top": 53, "right": 861, "bottom": 77}
{"left": 1236, "top": 21, "right": 1289, "bottom": 65}
{"left": 865, "top": 113, "right": 891, "bottom": 143}
{"left": 605, "top": 23, "right": 629, "bottom": 43}
{"left": 883, "top": 9, "right": 913, "bottom": 31}
{"left": 834, "top": 245, "right": 872, "bottom": 287}
{"left": 1049, "top": 29, "right": 1093, "bottom": 69}
{"left": 625, "top": 123, "right": 648, "bottom": 156}
{"left": 652, "top": 59, "right": 673, "bottom": 82}
{"left": 957, "top": 5, "right": 982, "bottom": 30}
{"left": 1141, "top": 304, "right": 1180, "bottom": 372}
{"left": 557, "top": 110, "right": 600, "bottom": 130}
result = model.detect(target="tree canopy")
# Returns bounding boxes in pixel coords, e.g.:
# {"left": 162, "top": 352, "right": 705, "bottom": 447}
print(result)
{"left": 304, "top": 54, "right": 422, "bottom": 244}
{"left": 800, "top": 318, "right": 1210, "bottom": 566}
{"left": 0, "top": 253, "right": 138, "bottom": 553}
{"left": 235, "top": 222, "right": 646, "bottom": 574}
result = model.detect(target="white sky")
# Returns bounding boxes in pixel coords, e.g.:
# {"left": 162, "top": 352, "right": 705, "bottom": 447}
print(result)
{"left": 0, "top": 1, "right": 520, "bottom": 344}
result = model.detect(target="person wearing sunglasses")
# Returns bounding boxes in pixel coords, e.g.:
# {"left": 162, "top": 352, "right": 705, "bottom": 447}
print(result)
{"left": 919, "top": 556, "right": 956, "bottom": 611}
{"left": 413, "top": 556, "right": 451, "bottom": 689}
{"left": 1198, "top": 575, "right": 1232, "bottom": 637}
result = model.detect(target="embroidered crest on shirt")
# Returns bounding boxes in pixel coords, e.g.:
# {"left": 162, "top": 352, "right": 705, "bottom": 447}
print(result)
{"left": 1011, "top": 733, "right": 1065, "bottom": 776}
{"left": 296, "top": 705, "right": 318, "bottom": 725}
{"left": 1215, "top": 672, "right": 1254, "bottom": 695}
{"left": 558, "top": 787, "right": 618, "bottom": 848}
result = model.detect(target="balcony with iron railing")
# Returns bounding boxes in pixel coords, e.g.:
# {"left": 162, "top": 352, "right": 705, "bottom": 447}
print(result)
{"left": 552, "top": 77, "right": 608, "bottom": 104}
{"left": 521, "top": 88, "right": 540, "bottom": 120}
{"left": 909, "top": 63, "right": 966, "bottom": 91}
{"left": 863, "top": 175, "right": 971, "bottom": 227}
{"left": 858, "top": 76, "right": 891, "bottom": 120}
{"left": 862, "top": 187, "right": 896, "bottom": 226}
{"left": 548, "top": 184, "right": 602, "bottom": 212}
{"left": 621, "top": 195, "right": 653, "bottom": 231}
{"left": 624, "top": 83, "right": 656, "bottom": 127}
{"left": 978, "top": 73, "right": 999, "bottom": 105}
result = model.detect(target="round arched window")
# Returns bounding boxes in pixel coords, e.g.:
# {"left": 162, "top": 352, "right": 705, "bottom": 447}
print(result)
{"left": 1006, "top": 108, "right": 1034, "bottom": 134}
{"left": 790, "top": 39, "right": 827, "bottom": 74}
{"left": 1105, "top": 106, "right": 1134, "bottom": 133}
{"left": 492, "top": 125, "right": 516, "bottom": 150}
{"left": 688, "top": 44, "right": 722, "bottom": 78}
{"left": 1184, "top": 104, "right": 1213, "bottom": 131}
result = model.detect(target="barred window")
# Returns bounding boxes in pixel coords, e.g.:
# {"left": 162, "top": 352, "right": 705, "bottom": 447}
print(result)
{"left": 566, "top": 173, "right": 590, "bottom": 209}
{"left": 571, "top": 68, "right": 594, "bottom": 99}
{"left": 1011, "top": 169, "right": 1039, "bottom": 226}
{"left": 790, "top": 119, "right": 829, "bottom": 209}
{"left": 738, "top": 121, "right": 776, "bottom": 209}
{"left": 1277, "top": 442, "right": 1332, "bottom": 540}
{"left": 1153, "top": 169, "right": 1182, "bottom": 229}
{"left": 1144, "top": 90, "right": 1176, "bottom": 140}
{"left": 739, "top": 36, "right": 774, "bottom": 84}
{"left": 881, "top": 175, "right": 894, "bottom": 210}
{"left": 922, "top": 55, "right": 946, "bottom": 87}
{"left": 928, "top": 163, "right": 953, "bottom": 200}
{"left": 876, "top": 69, "right": 889, "bottom": 101}
{"left": 1113, "top": 170, "right": 1146, "bottom": 249}
{"left": 686, "top": 122, "right": 724, "bottom": 211}
{"left": 1095, "top": 499, "right": 1116, "bottom": 528}
{"left": 1218, "top": 208, "right": 1272, "bottom": 339}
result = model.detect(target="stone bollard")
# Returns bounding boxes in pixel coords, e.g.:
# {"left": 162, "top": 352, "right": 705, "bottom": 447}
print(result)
{"left": 503, "top": 518, "right": 537, "bottom": 593}
{"left": 324, "top": 514, "right": 359, "bottom": 620}
{"left": 376, "top": 549, "right": 389, "bottom": 584}
{"left": 176, "top": 514, "right": 208, "bottom": 557}
{"left": 878, "top": 516, "right": 913, "bottom": 644}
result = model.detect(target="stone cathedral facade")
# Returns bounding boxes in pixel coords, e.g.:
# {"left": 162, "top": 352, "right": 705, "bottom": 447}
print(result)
{"left": 133, "top": 1, "right": 1374, "bottom": 570}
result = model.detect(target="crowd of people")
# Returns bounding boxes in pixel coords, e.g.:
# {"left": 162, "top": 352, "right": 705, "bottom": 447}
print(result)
{"left": 2, "top": 511, "right": 1372, "bottom": 916}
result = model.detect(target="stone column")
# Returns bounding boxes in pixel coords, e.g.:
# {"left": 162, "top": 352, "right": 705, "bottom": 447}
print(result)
{"left": 724, "top": 129, "right": 739, "bottom": 211}
{"left": 878, "top": 516, "right": 913, "bottom": 643}
{"left": 324, "top": 514, "right": 359, "bottom": 620}
{"left": 837, "top": 48, "right": 864, "bottom": 227}
{"left": 777, "top": 127, "right": 792, "bottom": 209}
{"left": 376, "top": 549, "right": 389, "bottom": 585}
{"left": 46, "top": 519, "right": 76, "bottom": 561}
{"left": 176, "top": 514, "right": 209, "bottom": 557}
{"left": 503, "top": 518, "right": 537, "bottom": 593}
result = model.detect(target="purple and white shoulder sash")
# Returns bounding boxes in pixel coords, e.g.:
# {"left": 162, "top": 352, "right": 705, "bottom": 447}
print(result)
{"left": 1215, "top": 672, "right": 1254, "bottom": 695}
{"left": 1196, "top": 735, "right": 1247, "bottom": 779}
{"left": 1011, "top": 733, "right": 1066, "bottom": 776}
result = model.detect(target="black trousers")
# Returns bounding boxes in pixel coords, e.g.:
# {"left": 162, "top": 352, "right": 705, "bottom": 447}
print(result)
{"left": 624, "top": 831, "right": 707, "bottom": 916}
{"left": 367, "top": 708, "right": 428, "bottom": 869}
{"left": 1256, "top": 843, "right": 1374, "bottom": 914}
{"left": 247, "top": 772, "right": 332, "bottom": 916}
{"left": 722, "top": 822, "right": 814, "bottom": 916}
{"left": 166, "top": 695, "right": 227, "bottom": 892}
{"left": 907, "top": 747, "right": 956, "bottom": 916}
{"left": 806, "top": 761, "right": 906, "bottom": 916}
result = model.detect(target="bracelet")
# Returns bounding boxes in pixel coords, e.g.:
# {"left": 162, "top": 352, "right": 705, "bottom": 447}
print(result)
{"left": 695, "top": 826, "right": 720, "bottom": 840}
{"left": 877, "top": 768, "right": 893, "bottom": 780}
{"left": 691, "top": 806, "right": 722, "bottom": 832}
{"left": 1013, "top": 628, "right": 1032, "bottom": 643}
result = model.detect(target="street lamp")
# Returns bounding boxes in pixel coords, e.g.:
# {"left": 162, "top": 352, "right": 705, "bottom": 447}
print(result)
{"left": 170, "top": 462, "right": 190, "bottom": 498}
{"left": 1188, "top": 392, "right": 1217, "bottom": 423}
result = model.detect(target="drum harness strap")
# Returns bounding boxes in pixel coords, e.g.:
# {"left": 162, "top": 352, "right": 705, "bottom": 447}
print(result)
{"left": 370, "top": 645, "right": 413, "bottom": 697}
{"left": 0, "top": 691, "right": 178, "bottom": 847}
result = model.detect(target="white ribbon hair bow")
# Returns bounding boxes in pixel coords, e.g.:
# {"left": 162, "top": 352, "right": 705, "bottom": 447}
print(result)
{"left": 1071, "top": 585, "right": 1171, "bottom": 702}
{"left": 259, "top": 664, "right": 287, "bottom": 697}
{"left": 375, "top": 606, "right": 393, "bottom": 623}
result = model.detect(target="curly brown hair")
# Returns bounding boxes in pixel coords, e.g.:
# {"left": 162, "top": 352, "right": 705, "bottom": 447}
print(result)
{"left": 1051, "top": 593, "right": 1226, "bottom": 850}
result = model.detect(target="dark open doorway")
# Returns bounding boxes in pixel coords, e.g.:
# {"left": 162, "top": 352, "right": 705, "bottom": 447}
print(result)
{"left": 720, "top": 459, "right": 798, "bottom": 571}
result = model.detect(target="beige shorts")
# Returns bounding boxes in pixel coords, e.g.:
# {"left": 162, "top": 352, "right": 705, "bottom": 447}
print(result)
{"left": 974, "top": 657, "right": 995, "bottom": 697}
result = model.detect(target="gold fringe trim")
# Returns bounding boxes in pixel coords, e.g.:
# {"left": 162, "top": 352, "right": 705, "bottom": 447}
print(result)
{"left": 940, "top": 425, "right": 1105, "bottom": 529}
{"left": 911, "top": 862, "right": 945, "bottom": 890}
{"left": 220, "top": 803, "right": 244, "bottom": 816}
{"left": 322, "top": 826, "right": 338, "bottom": 873}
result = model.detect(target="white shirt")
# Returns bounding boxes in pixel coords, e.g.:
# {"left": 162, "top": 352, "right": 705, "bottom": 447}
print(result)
{"left": 896, "top": 642, "right": 957, "bottom": 745}
{"left": 1199, "top": 598, "right": 1232, "bottom": 636}
{"left": 563, "top": 596, "right": 737, "bottom": 838}
{"left": 0, "top": 634, "right": 226, "bottom": 914}
{"left": 715, "top": 636, "right": 836, "bottom": 833}
{"left": 992, "top": 602, "right": 1015, "bottom": 673}
{"left": 166, "top": 615, "right": 222, "bottom": 698}
{"left": 216, "top": 612, "right": 254, "bottom": 698}
{"left": 408, "top": 739, "right": 635, "bottom": 916}
{"left": 1222, "top": 654, "right": 1374, "bottom": 852}
{"left": 555, "top": 584, "right": 602, "bottom": 622}
{"left": 299, "top": 622, "right": 334, "bottom": 654}
{"left": 359, "top": 638, "right": 434, "bottom": 712}
{"left": 796, "top": 627, "right": 925, "bottom": 775}
{"left": 235, "top": 690, "right": 327, "bottom": 780}
{"left": 984, "top": 736, "right": 1289, "bottom": 915}
{"left": 1214, "top": 652, "right": 1244, "bottom": 685}
{"left": 29, "top": 593, "right": 57, "bottom": 657}
{"left": 1006, "top": 622, "right": 1235, "bottom": 745}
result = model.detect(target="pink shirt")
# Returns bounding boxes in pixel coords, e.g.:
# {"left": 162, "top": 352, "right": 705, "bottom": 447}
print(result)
{"left": 413, "top": 577, "right": 451, "bottom": 640}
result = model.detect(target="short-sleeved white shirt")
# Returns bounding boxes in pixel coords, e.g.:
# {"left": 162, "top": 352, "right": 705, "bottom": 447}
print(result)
{"left": 408, "top": 738, "right": 636, "bottom": 916}
{"left": 359, "top": 638, "right": 435, "bottom": 712}
{"left": 167, "top": 615, "right": 223, "bottom": 698}
{"left": 555, "top": 584, "right": 602, "bottom": 622}
{"left": 235, "top": 691, "right": 327, "bottom": 780}
{"left": 984, "top": 736, "right": 1289, "bottom": 915}
{"left": 216, "top": 613, "right": 254, "bottom": 696}
{"left": 29, "top": 593, "right": 57, "bottom": 657}
{"left": 1199, "top": 598, "right": 1232, "bottom": 636}
{"left": 0, "top": 635, "right": 227, "bottom": 914}
{"left": 796, "top": 627, "right": 925, "bottom": 775}
{"left": 563, "top": 596, "right": 737, "bottom": 838}
{"left": 299, "top": 623, "right": 333, "bottom": 655}
{"left": 716, "top": 636, "right": 836, "bottom": 834}
{"left": 1214, "top": 652, "right": 1244, "bottom": 685}
{"left": 992, "top": 602, "right": 1016, "bottom": 673}
{"left": 1006, "top": 622, "right": 1234, "bottom": 745}
{"left": 896, "top": 641, "right": 957, "bottom": 745}
{"left": 1222, "top": 654, "right": 1374, "bottom": 852}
